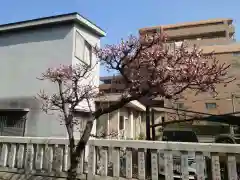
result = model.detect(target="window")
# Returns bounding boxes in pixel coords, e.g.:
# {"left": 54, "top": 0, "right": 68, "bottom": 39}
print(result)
{"left": 205, "top": 103, "right": 217, "bottom": 109}
{"left": 233, "top": 52, "right": 240, "bottom": 57}
{"left": 75, "top": 31, "right": 85, "bottom": 60}
{"left": 119, "top": 116, "right": 125, "bottom": 130}
{"left": 104, "top": 80, "right": 112, "bottom": 84}
{"left": 176, "top": 103, "right": 184, "bottom": 109}
{"left": 164, "top": 43, "right": 174, "bottom": 52}
{"left": 174, "top": 41, "right": 183, "bottom": 48}
{"left": 6, "top": 119, "right": 16, "bottom": 127}
{"left": 161, "top": 117, "right": 165, "bottom": 124}
{"left": 84, "top": 41, "right": 92, "bottom": 65}
{"left": 75, "top": 31, "right": 92, "bottom": 65}
{"left": 0, "top": 115, "right": 24, "bottom": 128}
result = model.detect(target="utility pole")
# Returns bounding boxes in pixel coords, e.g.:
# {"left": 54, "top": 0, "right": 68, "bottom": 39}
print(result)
{"left": 230, "top": 93, "right": 235, "bottom": 135}
{"left": 151, "top": 109, "right": 156, "bottom": 140}
{"left": 145, "top": 106, "right": 151, "bottom": 140}
{"left": 145, "top": 106, "right": 151, "bottom": 176}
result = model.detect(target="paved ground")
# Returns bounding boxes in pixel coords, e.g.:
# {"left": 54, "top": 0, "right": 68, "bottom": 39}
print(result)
{"left": 0, "top": 172, "right": 71, "bottom": 180}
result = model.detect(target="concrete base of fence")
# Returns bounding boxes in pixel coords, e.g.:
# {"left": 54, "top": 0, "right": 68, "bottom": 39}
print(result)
{"left": 0, "top": 172, "right": 86, "bottom": 180}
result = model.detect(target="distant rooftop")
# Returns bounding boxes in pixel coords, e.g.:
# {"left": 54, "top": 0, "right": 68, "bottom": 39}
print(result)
{"left": 95, "top": 93, "right": 146, "bottom": 111}
{"left": 100, "top": 75, "right": 122, "bottom": 81}
{"left": 0, "top": 12, "right": 106, "bottom": 37}
{"left": 139, "top": 18, "right": 233, "bottom": 34}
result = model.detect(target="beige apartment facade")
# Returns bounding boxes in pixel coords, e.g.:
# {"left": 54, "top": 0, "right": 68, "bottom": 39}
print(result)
{"left": 139, "top": 18, "right": 235, "bottom": 46}
{"left": 142, "top": 19, "right": 240, "bottom": 128}
{"left": 99, "top": 18, "right": 240, "bottom": 139}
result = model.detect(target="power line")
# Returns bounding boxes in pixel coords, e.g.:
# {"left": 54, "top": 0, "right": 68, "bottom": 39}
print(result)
{"left": 151, "top": 108, "right": 240, "bottom": 128}
{"left": 162, "top": 106, "right": 214, "bottom": 116}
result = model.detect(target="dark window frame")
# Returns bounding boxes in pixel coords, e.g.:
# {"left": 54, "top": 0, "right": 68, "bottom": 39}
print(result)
{"left": 74, "top": 31, "right": 92, "bottom": 66}
{"left": 205, "top": 102, "right": 217, "bottom": 109}
{"left": 119, "top": 116, "right": 125, "bottom": 130}
{"left": 176, "top": 103, "right": 184, "bottom": 109}
{"left": 233, "top": 52, "right": 240, "bottom": 57}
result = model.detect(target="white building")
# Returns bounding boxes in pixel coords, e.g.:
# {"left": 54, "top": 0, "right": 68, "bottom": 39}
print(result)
{"left": 95, "top": 94, "right": 146, "bottom": 140}
{"left": 0, "top": 12, "right": 106, "bottom": 137}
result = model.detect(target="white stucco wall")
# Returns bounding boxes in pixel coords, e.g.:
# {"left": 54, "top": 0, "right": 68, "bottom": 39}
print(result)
{"left": 96, "top": 104, "right": 145, "bottom": 140}
{"left": 0, "top": 25, "right": 73, "bottom": 97}
{"left": 72, "top": 24, "right": 100, "bottom": 112}
{"left": 0, "top": 22, "right": 102, "bottom": 138}
{"left": 71, "top": 24, "right": 101, "bottom": 139}
{"left": 0, "top": 25, "right": 75, "bottom": 137}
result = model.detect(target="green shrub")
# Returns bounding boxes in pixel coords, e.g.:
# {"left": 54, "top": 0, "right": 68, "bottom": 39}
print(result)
{"left": 136, "top": 132, "right": 145, "bottom": 140}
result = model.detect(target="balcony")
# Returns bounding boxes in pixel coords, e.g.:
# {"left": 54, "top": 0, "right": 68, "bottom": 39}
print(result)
{"left": 99, "top": 83, "right": 113, "bottom": 90}
{"left": 229, "top": 24, "right": 235, "bottom": 35}
{"left": 99, "top": 83, "right": 125, "bottom": 91}
{"left": 164, "top": 23, "right": 233, "bottom": 38}
{"left": 186, "top": 38, "right": 234, "bottom": 47}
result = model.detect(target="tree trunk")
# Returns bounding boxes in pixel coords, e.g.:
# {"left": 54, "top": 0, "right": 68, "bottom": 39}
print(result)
{"left": 67, "top": 152, "right": 79, "bottom": 180}
{"left": 67, "top": 145, "right": 86, "bottom": 180}
{"left": 67, "top": 120, "right": 94, "bottom": 180}
{"left": 67, "top": 137, "right": 80, "bottom": 180}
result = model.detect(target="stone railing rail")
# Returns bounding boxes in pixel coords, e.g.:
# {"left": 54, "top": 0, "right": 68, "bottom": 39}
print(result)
{"left": 88, "top": 139, "right": 240, "bottom": 180}
{"left": 0, "top": 136, "right": 86, "bottom": 179}
{"left": 0, "top": 136, "right": 239, "bottom": 180}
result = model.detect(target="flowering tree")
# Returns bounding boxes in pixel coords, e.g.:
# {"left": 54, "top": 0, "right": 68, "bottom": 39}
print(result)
{"left": 37, "top": 31, "right": 233, "bottom": 180}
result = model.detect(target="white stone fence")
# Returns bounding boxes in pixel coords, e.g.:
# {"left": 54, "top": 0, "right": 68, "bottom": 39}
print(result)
{"left": 0, "top": 136, "right": 86, "bottom": 179}
{"left": 88, "top": 139, "right": 240, "bottom": 180}
{"left": 0, "top": 136, "right": 239, "bottom": 180}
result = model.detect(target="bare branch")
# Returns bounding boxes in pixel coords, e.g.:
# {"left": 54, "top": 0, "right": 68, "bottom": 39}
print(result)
{"left": 37, "top": 31, "right": 233, "bottom": 180}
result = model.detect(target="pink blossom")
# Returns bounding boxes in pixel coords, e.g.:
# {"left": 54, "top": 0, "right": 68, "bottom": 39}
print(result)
{"left": 96, "top": 32, "right": 233, "bottom": 99}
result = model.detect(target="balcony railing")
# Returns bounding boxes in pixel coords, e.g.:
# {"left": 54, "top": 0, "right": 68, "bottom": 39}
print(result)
{"left": 164, "top": 23, "right": 232, "bottom": 38}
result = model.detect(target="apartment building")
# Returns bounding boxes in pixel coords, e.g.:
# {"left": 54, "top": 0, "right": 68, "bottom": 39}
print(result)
{"left": 139, "top": 18, "right": 235, "bottom": 46}
{"left": 100, "top": 19, "right": 240, "bottom": 130}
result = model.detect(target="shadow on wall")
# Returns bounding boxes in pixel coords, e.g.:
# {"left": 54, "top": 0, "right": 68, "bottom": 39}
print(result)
{"left": 0, "top": 96, "right": 39, "bottom": 109}
{"left": 0, "top": 24, "right": 70, "bottom": 47}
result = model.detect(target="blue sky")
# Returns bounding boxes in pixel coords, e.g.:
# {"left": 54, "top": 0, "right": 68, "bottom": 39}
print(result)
{"left": 1, "top": 0, "right": 240, "bottom": 76}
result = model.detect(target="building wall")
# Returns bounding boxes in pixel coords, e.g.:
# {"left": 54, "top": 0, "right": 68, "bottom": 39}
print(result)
{"left": 99, "top": 19, "right": 240, "bottom": 136}
{"left": 0, "top": 25, "right": 74, "bottom": 97}
{"left": 69, "top": 24, "right": 101, "bottom": 139}
{"left": 133, "top": 110, "right": 144, "bottom": 139}
{"left": 72, "top": 24, "right": 100, "bottom": 112}
{"left": 100, "top": 22, "right": 236, "bottom": 96}
{"left": 139, "top": 19, "right": 235, "bottom": 43}
{"left": 0, "top": 19, "right": 103, "bottom": 137}
{"left": 156, "top": 21, "right": 240, "bottom": 123}
{"left": 95, "top": 102, "right": 118, "bottom": 138}
{"left": 184, "top": 38, "right": 234, "bottom": 47}
{"left": 171, "top": 53, "right": 240, "bottom": 118}
{"left": 96, "top": 102, "right": 145, "bottom": 139}
{"left": 0, "top": 24, "right": 75, "bottom": 137}
{"left": 162, "top": 22, "right": 234, "bottom": 40}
